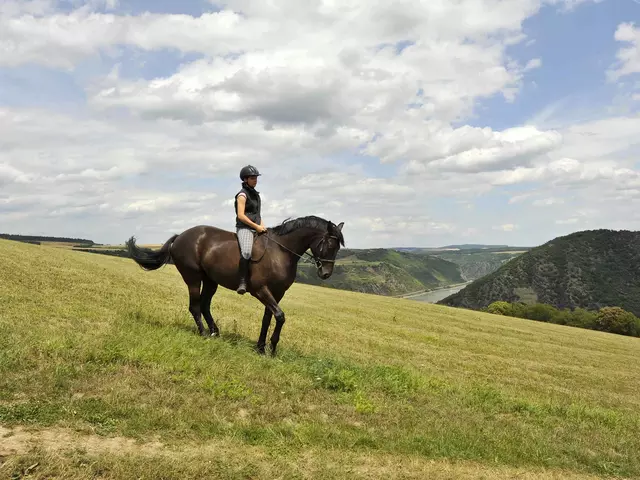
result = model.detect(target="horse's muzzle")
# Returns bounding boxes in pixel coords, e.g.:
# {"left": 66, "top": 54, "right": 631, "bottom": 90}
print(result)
{"left": 317, "top": 266, "right": 332, "bottom": 280}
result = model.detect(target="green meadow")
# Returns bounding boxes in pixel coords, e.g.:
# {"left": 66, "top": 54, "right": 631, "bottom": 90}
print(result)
{"left": 1, "top": 239, "right": 639, "bottom": 479}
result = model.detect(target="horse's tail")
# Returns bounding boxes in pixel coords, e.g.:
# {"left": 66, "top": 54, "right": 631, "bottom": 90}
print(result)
{"left": 125, "top": 234, "right": 178, "bottom": 271}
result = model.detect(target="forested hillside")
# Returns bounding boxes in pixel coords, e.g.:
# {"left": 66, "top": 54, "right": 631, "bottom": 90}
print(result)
{"left": 438, "top": 229, "right": 640, "bottom": 316}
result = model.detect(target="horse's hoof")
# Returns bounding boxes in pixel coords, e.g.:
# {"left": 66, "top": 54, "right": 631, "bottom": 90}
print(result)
{"left": 210, "top": 332, "right": 219, "bottom": 338}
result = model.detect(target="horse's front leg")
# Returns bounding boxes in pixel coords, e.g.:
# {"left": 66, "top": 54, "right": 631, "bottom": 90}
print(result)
{"left": 253, "top": 286, "right": 285, "bottom": 356}
{"left": 269, "top": 308, "right": 285, "bottom": 357}
{"left": 255, "top": 306, "right": 272, "bottom": 355}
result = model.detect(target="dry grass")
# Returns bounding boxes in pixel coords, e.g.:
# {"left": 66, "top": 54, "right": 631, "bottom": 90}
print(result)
{"left": 1, "top": 238, "right": 639, "bottom": 479}
{"left": 1, "top": 425, "right": 607, "bottom": 479}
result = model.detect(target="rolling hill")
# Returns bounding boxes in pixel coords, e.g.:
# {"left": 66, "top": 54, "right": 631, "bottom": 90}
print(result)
{"left": 438, "top": 229, "right": 640, "bottom": 316}
{"left": 1, "top": 238, "right": 640, "bottom": 478}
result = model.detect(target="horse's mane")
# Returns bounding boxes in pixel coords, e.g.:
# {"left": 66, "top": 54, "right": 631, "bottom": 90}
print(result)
{"left": 269, "top": 215, "right": 345, "bottom": 246}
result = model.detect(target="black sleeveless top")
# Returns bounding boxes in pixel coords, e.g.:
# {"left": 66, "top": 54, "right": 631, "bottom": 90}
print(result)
{"left": 234, "top": 183, "right": 261, "bottom": 229}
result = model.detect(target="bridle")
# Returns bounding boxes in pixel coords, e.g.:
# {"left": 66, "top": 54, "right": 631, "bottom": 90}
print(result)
{"left": 258, "top": 232, "right": 338, "bottom": 270}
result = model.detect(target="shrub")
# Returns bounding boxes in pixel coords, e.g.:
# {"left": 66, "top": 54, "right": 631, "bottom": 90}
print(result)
{"left": 550, "top": 308, "right": 572, "bottom": 325}
{"left": 565, "top": 307, "right": 598, "bottom": 330}
{"left": 522, "top": 303, "right": 558, "bottom": 323}
{"left": 594, "top": 307, "right": 640, "bottom": 337}
{"left": 486, "top": 301, "right": 513, "bottom": 316}
{"left": 510, "top": 302, "right": 528, "bottom": 319}
{"left": 483, "top": 301, "right": 639, "bottom": 338}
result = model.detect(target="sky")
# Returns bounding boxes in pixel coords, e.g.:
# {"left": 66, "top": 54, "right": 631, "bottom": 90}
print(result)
{"left": 1, "top": 0, "right": 639, "bottom": 249}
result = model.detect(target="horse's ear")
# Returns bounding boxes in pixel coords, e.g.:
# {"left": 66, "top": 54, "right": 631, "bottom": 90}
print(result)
{"left": 336, "top": 222, "right": 344, "bottom": 232}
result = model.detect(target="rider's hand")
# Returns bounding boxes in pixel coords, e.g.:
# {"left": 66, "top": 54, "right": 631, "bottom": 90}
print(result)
{"left": 257, "top": 225, "right": 267, "bottom": 234}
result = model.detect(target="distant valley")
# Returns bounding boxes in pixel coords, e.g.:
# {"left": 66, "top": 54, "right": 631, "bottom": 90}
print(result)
{"left": 296, "top": 245, "right": 527, "bottom": 297}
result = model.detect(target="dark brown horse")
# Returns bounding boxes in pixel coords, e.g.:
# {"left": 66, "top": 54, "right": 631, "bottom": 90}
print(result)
{"left": 125, "top": 215, "right": 345, "bottom": 356}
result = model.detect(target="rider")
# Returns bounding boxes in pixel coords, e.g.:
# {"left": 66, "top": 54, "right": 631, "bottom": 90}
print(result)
{"left": 234, "top": 165, "right": 267, "bottom": 295}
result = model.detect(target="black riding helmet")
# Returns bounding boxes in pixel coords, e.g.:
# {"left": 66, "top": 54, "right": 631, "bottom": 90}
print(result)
{"left": 240, "top": 165, "right": 261, "bottom": 180}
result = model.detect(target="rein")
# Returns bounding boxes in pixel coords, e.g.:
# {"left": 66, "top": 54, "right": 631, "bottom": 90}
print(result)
{"left": 255, "top": 232, "right": 337, "bottom": 269}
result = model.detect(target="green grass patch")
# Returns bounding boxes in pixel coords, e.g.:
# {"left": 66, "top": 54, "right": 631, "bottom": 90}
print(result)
{"left": 1, "top": 239, "right": 639, "bottom": 479}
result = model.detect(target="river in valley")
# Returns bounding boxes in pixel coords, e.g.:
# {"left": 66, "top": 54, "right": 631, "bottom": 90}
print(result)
{"left": 405, "top": 282, "right": 471, "bottom": 303}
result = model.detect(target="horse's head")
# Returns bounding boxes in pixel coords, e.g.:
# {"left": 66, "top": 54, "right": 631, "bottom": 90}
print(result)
{"left": 310, "top": 221, "right": 344, "bottom": 279}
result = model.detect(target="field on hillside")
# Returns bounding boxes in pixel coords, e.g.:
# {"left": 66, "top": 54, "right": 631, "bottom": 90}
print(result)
{"left": 1, "top": 239, "right": 639, "bottom": 479}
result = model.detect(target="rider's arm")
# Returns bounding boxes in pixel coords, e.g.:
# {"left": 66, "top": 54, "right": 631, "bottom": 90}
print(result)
{"left": 237, "top": 195, "right": 265, "bottom": 231}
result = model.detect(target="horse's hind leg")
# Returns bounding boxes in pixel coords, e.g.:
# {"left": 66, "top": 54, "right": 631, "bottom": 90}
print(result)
{"left": 200, "top": 277, "right": 219, "bottom": 337}
{"left": 186, "top": 278, "right": 207, "bottom": 337}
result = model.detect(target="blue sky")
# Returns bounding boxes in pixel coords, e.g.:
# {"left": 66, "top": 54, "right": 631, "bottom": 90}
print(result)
{"left": 473, "top": 1, "right": 639, "bottom": 130}
{"left": 1, "top": 0, "right": 639, "bottom": 248}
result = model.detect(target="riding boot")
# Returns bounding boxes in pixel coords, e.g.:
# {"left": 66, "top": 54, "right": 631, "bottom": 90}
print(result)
{"left": 237, "top": 257, "right": 250, "bottom": 295}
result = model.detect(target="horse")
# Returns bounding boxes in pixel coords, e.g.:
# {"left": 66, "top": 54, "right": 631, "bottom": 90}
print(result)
{"left": 125, "top": 215, "right": 345, "bottom": 356}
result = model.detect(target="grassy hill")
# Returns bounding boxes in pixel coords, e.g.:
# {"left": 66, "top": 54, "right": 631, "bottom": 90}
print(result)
{"left": 296, "top": 248, "right": 465, "bottom": 295}
{"left": 1, "top": 239, "right": 640, "bottom": 479}
{"left": 438, "top": 229, "right": 640, "bottom": 316}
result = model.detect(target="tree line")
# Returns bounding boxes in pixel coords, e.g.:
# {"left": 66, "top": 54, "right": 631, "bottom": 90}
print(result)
{"left": 485, "top": 301, "right": 640, "bottom": 338}
{"left": 0, "top": 234, "right": 94, "bottom": 245}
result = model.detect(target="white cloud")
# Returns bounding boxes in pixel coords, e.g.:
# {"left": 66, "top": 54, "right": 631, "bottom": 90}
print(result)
{"left": 555, "top": 218, "right": 578, "bottom": 225}
{"left": 117, "top": 193, "right": 218, "bottom": 214}
{"left": 508, "top": 192, "right": 536, "bottom": 204}
{"left": 0, "top": 9, "right": 270, "bottom": 69}
{"left": 547, "top": 0, "right": 605, "bottom": 11}
{"left": 607, "top": 22, "right": 640, "bottom": 81}
{"left": 400, "top": 125, "right": 562, "bottom": 174}
{"left": 532, "top": 197, "right": 565, "bottom": 206}
{"left": 524, "top": 58, "right": 542, "bottom": 71}
{"left": 493, "top": 224, "right": 517, "bottom": 232}
{"left": 1, "top": 0, "right": 639, "bottom": 249}
{"left": 489, "top": 113, "right": 640, "bottom": 190}
{"left": 491, "top": 157, "right": 638, "bottom": 186}
{"left": 0, "top": 0, "right": 56, "bottom": 17}
{"left": 0, "top": 163, "right": 33, "bottom": 185}
{"left": 0, "top": 0, "right": 547, "bottom": 70}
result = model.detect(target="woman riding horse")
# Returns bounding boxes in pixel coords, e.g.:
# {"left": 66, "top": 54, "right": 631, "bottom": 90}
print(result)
{"left": 234, "top": 165, "right": 267, "bottom": 295}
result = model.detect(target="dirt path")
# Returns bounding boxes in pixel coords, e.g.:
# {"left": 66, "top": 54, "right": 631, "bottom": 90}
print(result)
{"left": 0, "top": 424, "right": 616, "bottom": 480}
{"left": 0, "top": 425, "right": 165, "bottom": 458}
